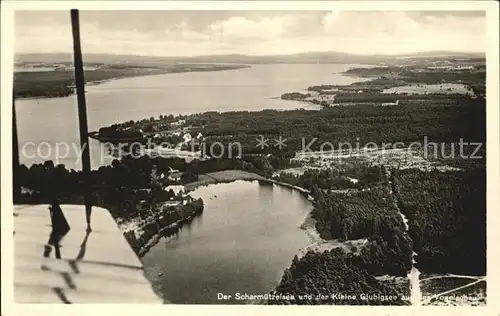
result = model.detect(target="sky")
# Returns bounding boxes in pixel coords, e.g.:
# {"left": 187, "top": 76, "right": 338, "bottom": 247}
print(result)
{"left": 14, "top": 10, "right": 486, "bottom": 56}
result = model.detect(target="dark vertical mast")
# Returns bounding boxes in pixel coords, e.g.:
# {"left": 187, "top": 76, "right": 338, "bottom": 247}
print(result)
{"left": 70, "top": 9, "right": 92, "bottom": 230}
{"left": 12, "top": 96, "right": 20, "bottom": 199}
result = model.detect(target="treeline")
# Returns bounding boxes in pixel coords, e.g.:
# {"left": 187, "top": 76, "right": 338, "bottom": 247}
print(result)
{"left": 270, "top": 166, "right": 485, "bottom": 302}
{"left": 312, "top": 184, "right": 412, "bottom": 275}
{"left": 180, "top": 100, "right": 485, "bottom": 157}
{"left": 333, "top": 92, "right": 468, "bottom": 103}
{"left": 97, "top": 125, "right": 145, "bottom": 140}
{"left": 281, "top": 92, "right": 311, "bottom": 100}
{"left": 341, "top": 66, "right": 486, "bottom": 87}
{"left": 307, "top": 85, "right": 337, "bottom": 92}
{"left": 270, "top": 248, "right": 410, "bottom": 305}
{"left": 392, "top": 168, "right": 486, "bottom": 275}
{"left": 14, "top": 157, "right": 206, "bottom": 256}
{"left": 343, "top": 66, "right": 403, "bottom": 77}
{"left": 13, "top": 152, "right": 281, "bottom": 255}
{"left": 336, "top": 86, "right": 383, "bottom": 93}
{"left": 14, "top": 67, "right": 169, "bottom": 99}
{"left": 275, "top": 165, "right": 385, "bottom": 191}
{"left": 124, "top": 198, "right": 204, "bottom": 256}
{"left": 470, "top": 84, "right": 486, "bottom": 98}
{"left": 14, "top": 153, "right": 281, "bottom": 208}
{"left": 97, "top": 114, "right": 188, "bottom": 136}
{"left": 350, "top": 77, "right": 408, "bottom": 88}
{"left": 399, "top": 70, "right": 486, "bottom": 86}
{"left": 270, "top": 177, "right": 414, "bottom": 304}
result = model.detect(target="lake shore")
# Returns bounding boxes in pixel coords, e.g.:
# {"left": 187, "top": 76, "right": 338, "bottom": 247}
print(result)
{"left": 184, "top": 170, "right": 312, "bottom": 197}
{"left": 184, "top": 170, "right": 267, "bottom": 191}
{"left": 184, "top": 170, "right": 352, "bottom": 258}
{"left": 119, "top": 169, "right": 316, "bottom": 260}
{"left": 14, "top": 64, "right": 250, "bottom": 99}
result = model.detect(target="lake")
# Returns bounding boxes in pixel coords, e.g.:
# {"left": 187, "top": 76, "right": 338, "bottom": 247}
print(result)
{"left": 141, "top": 180, "right": 313, "bottom": 304}
{"left": 14, "top": 64, "right": 364, "bottom": 170}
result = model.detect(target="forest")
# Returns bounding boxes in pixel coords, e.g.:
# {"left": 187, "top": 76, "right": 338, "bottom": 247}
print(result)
{"left": 270, "top": 248, "right": 410, "bottom": 305}
{"left": 271, "top": 165, "right": 486, "bottom": 303}
{"left": 311, "top": 181, "right": 413, "bottom": 276}
{"left": 269, "top": 164, "right": 415, "bottom": 303}
{"left": 13, "top": 153, "right": 279, "bottom": 213}
{"left": 343, "top": 65, "right": 485, "bottom": 86}
{"left": 332, "top": 92, "right": 468, "bottom": 103}
{"left": 342, "top": 66, "right": 405, "bottom": 77}
{"left": 274, "top": 165, "right": 385, "bottom": 191}
{"left": 281, "top": 92, "right": 311, "bottom": 100}
{"left": 391, "top": 168, "right": 486, "bottom": 275}
{"left": 180, "top": 99, "right": 485, "bottom": 158}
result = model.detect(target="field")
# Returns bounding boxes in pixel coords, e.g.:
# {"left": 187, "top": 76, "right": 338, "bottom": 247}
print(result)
{"left": 184, "top": 170, "right": 266, "bottom": 191}
{"left": 382, "top": 83, "right": 472, "bottom": 95}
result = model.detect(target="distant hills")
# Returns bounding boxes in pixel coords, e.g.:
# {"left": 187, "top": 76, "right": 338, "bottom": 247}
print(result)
{"left": 15, "top": 51, "right": 485, "bottom": 65}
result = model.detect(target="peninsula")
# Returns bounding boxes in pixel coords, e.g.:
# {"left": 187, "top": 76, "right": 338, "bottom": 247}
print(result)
{"left": 14, "top": 62, "right": 249, "bottom": 99}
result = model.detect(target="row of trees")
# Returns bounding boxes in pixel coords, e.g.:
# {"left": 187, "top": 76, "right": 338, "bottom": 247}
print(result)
{"left": 97, "top": 126, "right": 145, "bottom": 141}
{"left": 342, "top": 66, "right": 403, "bottom": 77}
{"left": 14, "top": 152, "right": 280, "bottom": 213}
{"left": 281, "top": 92, "right": 311, "bottom": 100}
{"left": 333, "top": 92, "right": 468, "bottom": 103}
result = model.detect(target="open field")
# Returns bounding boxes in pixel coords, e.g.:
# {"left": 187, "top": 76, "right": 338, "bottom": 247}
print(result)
{"left": 382, "top": 83, "right": 472, "bottom": 95}
{"left": 185, "top": 170, "right": 266, "bottom": 191}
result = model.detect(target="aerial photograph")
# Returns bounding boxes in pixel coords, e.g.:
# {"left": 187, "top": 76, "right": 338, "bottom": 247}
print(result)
{"left": 10, "top": 8, "right": 487, "bottom": 306}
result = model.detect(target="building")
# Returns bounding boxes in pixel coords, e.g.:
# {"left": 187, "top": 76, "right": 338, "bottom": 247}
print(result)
{"left": 317, "top": 94, "right": 336, "bottom": 103}
{"left": 168, "top": 172, "right": 183, "bottom": 182}
{"left": 164, "top": 185, "right": 185, "bottom": 195}
{"left": 381, "top": 100, "right": 400, "bottom": 106}
{"left": 160, "top": 201, "right": 182, "bottom": 207}
{"left": 170, "top": 119, "right": 186, "bottom": 127}
{"left": 183, "top": 133, "right": 192, "bottom": 143}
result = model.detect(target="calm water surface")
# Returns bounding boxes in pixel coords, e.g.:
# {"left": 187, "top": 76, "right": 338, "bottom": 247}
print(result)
{"left": 16, "top": 65, "right": 327, "bottom": 304}
{"left": 15, "top": 64, "right": 364, "bottom": 169}
{"left": 141, "top": 180, "right": 313, "bottom": 304}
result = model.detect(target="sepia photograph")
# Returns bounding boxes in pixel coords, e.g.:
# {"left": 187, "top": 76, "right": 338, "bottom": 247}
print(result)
{"left": 1, "top": 1, "right": 499, "bottom": 313}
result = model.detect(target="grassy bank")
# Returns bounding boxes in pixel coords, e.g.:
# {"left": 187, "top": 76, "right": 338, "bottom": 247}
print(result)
{"left": 184, "top": 170, "right": 312, "bottom": 197}
{"left": 185, "top": 170, "right": 266, "bottom": 191}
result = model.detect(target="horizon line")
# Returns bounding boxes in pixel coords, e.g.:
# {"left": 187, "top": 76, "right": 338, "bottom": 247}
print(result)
{"left": 15, "top": 49, "right": 486, "bottom": 59}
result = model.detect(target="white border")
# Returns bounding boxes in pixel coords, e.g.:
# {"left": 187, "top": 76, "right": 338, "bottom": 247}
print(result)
{"left": 1, "top": 1, "right": 499, "bottom": 315}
